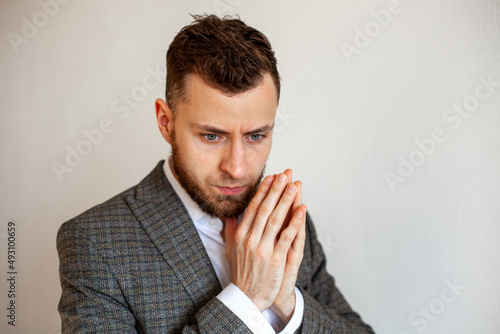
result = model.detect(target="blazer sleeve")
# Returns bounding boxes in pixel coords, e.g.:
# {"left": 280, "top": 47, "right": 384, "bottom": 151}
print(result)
{"left": 57, "top": 220, "right": 253, "bottom": 334}
{"left": 295, "top": 214, "right": 375, "bottom": 334}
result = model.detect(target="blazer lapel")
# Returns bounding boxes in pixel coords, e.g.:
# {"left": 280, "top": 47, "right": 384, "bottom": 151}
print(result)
{"left": 126, "top": 161, "right": 222, "bottom": 307}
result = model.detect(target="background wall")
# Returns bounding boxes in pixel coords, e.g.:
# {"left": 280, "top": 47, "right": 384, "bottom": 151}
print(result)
{"left": 1, "top": 0, "right": 499, "bottom": 333}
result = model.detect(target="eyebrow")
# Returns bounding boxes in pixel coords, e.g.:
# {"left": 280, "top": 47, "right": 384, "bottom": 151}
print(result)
{"left": 189, "top": 123, "right": 275, "bottom": 135}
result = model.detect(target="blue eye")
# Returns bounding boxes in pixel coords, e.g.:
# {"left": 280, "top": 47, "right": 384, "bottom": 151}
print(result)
{"left": 204, "top": 134, "right": 219, "bottom": 142}
{"left": 249, "top": 134, "right": 263, "bottom": 141}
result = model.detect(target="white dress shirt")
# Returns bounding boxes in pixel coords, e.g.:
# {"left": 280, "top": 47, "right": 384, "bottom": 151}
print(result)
{"left": 163, "top": 158, "right": 304, "bottom": 333}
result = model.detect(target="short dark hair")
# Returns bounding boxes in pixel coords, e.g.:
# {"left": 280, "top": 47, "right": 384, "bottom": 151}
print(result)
{"left": 165, "top": 14, "right": 280, "bottom": 112}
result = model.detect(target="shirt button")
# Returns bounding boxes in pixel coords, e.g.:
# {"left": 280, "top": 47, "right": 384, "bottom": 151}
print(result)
{"left": 209, "top": 219, "right": 216, "bottom": 226}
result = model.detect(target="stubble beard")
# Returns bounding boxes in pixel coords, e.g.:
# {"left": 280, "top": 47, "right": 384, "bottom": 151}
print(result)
{"left": 170, "top": 130, "right": 264, "bottom": 219}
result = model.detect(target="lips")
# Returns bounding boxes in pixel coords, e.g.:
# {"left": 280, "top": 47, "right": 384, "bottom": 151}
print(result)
{"left": 216, "top": 186, "right": 245, "bottom": 195}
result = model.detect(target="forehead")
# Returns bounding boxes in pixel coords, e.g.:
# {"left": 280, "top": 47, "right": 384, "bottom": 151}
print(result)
{"left": 176, "top": 73, "right": 278, "bottom": 131}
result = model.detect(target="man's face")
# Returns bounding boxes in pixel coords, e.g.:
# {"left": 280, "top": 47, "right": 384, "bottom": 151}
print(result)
{"left": 157, "top": 73, "right": 278, "bottom": 218}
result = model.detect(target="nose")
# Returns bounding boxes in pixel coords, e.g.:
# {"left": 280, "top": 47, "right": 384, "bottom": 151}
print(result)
{"left": 220, "top": 139, "right": 247, "bottom": 180}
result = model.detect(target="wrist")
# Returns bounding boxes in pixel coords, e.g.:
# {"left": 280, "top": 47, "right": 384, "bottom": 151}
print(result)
{"left": 238, "top": 286, "right": 273, "bottom": 312}
{"left": 272, "top": 293, "right": 296, "bottom": 323}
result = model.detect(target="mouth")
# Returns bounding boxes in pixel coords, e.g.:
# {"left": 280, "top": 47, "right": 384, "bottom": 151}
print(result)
{"left": 216, "top": 186, "right": 245, "bottom": 196}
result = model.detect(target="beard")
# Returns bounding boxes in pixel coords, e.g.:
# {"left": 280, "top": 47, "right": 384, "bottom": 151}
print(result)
{"left": 170, "top": 130, "right": 264, "bottom": 218}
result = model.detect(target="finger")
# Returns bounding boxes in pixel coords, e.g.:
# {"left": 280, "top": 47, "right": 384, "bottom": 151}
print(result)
{"left": 260, "top": 182, "right": 298, "bottom": 246}
{"left": 277, "top": 208, "right": 306, "bottom": 297}
{"left": 280, "top": 220, "right": 305, "bottom": 292}
{"left": 279, "top": 180, "right": 301, "bottom": 237}
{"left": 288, "top": 207, "right": 306, "bottom": 259}
{"left": 249, "top": 173, "right": 290, "bottom": 241}
{"left": 237, "top": 175, "right": 275, "bottom": 237}
{"left": 276, "top": 218, "right": 305, "bottom": 312}
{"left": 284, "top": 169, "right": 293, "bottom": 184}
{"left": 279, "top": 217, "right": 306, "bottom": 298}
{"left": 284, "top": 170, "right": 294, "bottom": 201}
{"left": 274, "top": 205, "right": 307, "bottom": 255}
{"left": 291, "top": 180, "right": 302, "bottom": 213}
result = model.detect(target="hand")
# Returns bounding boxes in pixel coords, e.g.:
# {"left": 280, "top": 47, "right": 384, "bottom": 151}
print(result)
{"left": 224, "top": 172, "right": 307, "bottom": 313}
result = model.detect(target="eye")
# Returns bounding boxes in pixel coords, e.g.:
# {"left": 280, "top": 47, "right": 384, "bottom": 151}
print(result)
{"left": 203, "top": 134, "right": 220, "bottom": 142}
{"left": 249, "top": 134, "right": 264, "bottom": 142}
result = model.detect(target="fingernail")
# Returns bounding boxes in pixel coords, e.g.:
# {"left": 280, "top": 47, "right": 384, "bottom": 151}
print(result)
{"left": 278, "top": 174, "right": 287, "bottom": 183}
{"left": 264, "top": 176, "right": 273, "bottom": 184}
{"left": 287, "top": 184, "right": 296, "bottom": 194}
{"left": 297, "top": 210, "right": 304, "bottom": 218}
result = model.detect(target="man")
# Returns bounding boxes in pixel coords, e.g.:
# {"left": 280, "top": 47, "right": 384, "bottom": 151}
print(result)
{"left": 57, "top": 15, "right": 374, "bottom": 333}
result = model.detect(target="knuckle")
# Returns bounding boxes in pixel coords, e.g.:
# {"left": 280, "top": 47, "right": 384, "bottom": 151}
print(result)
{"left": 256, "top": 246, "right": 268, "bottom": 258}
{"left": 292, "top": 215, "right": 304, "bottom": 227}
{"left": 234, "top": 231, "right": 244, "bottom": 244}
{"left": 280, "top": 232, "right": 293, "bottom": 243}
{"left": 258, "top": 182, "right": 270, "bottom": 193}
{"left": 267, "top": 214, "right": 280, "bottom": 227}
{"left": 244, "top": 235, "right": 256, "bottom": 249}
{"left": 246, "top": 201, "right": 259, "bottom": 214}
{"left": 271, "top": 181, "right": 284, "bottom": 193}
{"left": 270, "top": 255, "right": 282, "bottom": 267}
{"left": 284, "top": 191, "right": 295, "bottom": 201}
{"left": 257, "top": 205, "right": 271, "bottom": 217}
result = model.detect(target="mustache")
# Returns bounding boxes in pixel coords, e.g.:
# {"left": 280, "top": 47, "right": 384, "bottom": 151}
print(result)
{"left": 211, "top": 175, "right": 263, "bottom": 188}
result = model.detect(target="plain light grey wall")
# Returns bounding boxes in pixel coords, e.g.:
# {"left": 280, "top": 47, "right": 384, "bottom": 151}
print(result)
{"left": 1, "top": 0, "right": 499, "bottom": 333}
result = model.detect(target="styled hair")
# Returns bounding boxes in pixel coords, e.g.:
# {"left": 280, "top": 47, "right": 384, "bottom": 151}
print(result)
{"left": 165, "top": 14, "right": 280, "bottom": 112}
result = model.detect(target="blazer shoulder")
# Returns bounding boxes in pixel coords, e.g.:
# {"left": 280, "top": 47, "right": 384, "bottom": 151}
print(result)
{"left": 57, "top": 183, "right": 138, "bottom": 239}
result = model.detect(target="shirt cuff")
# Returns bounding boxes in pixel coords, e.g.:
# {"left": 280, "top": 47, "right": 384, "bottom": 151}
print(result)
{"left": 278, "top": 287, "right": 304, "bottom": 334}
{"left": 216, "top": 283, "right": 275, "bottom": 333}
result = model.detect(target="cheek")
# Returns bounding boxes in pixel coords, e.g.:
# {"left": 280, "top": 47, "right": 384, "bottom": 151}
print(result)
{"left": 185, "top": 143, "right": 221, "bottom": 179}
{"left": 177, "top": 133, "right": 209, "bottom": 162}
{"left": 248, "top": 144, "right": 271, "bottom": 172}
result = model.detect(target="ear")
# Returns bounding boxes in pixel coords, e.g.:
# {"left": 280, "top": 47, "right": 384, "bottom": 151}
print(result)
{"left": 155, "top": 98, "right": 174, "bottom": 144}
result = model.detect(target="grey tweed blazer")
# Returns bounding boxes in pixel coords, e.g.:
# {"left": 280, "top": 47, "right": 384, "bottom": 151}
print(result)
{"left": 57, "top": 160, "right": 374, "bottom": 333}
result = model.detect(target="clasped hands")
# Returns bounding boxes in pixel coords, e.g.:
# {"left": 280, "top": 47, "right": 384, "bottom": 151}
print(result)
{"left": 224, "top": 169, "right": 307, "bottom": 323}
